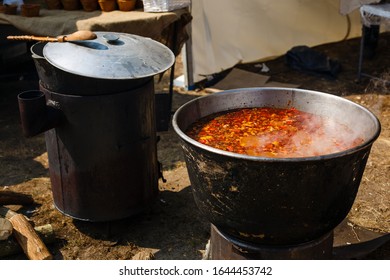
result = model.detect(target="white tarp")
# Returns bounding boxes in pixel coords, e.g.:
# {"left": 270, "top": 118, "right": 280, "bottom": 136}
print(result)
{"left": 185, "top": 0, "right": 366, "bottom": 86}
{"left": 339, "top": 0, "right": 381, "bottom": 15}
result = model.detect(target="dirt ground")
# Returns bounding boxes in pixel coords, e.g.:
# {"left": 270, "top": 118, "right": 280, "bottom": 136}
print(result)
{"left": 0, "top": 32, "right": 389, "bottom": 260}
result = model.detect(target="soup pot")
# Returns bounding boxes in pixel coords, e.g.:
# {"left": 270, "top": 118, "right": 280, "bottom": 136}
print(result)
{"left": 172, "top": 87, "right": 381, "bottom": 245}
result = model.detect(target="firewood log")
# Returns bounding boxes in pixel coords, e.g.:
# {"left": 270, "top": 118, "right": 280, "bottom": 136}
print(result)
{"left": 0, "top": 190, "right": 34, "bottom": 206}
{"left": 0, "top": 224, "right": 55, "bottom": 258}
{"left": 0, "top": 217, "right": 13, "bottom": 241}
{"left": 0, "top": 190, "right": 34, "bottom": 205}
{"left": 0, "top": 206, "right": 52, "bottom": 260}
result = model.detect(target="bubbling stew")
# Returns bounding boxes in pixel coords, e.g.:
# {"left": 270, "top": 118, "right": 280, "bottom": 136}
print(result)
{"left": 185, "top": 107, "right": 364, "bottom": 158}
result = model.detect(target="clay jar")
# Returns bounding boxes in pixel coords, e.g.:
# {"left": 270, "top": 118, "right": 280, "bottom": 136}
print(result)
{"left": 117, "top": 0, "right": 136, "bottom": 11}
{"left": 80, "top": 0, "right": 98, "bottom": 11}
{"left": 98, "top": 0, "right": 116, "bottom": 11}
{"left": 21, "top": 4, "right": 41, "bottom": 17}
{"left": 61, "top": 0, "right": 81, "bottom": 10}
{"left": 45, "top": 0, "right": 62, "bottom": 9}
{"left": 0, "top": 4, "right": 17, "bottom": 14}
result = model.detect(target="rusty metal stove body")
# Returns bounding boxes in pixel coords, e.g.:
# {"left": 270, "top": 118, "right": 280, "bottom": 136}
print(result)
{"left": 18, "top": 32, "right": 174, "bottom": 221}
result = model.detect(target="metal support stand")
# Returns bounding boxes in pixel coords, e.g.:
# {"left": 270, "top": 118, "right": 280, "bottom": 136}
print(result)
{"left": 357, "top": 4, "right": 390, "bottom": 82}
{"left": 206, "top": 220, "right": 390, "bottom": 260}
{"left": 357, "top": 24, "right": 382, "bottom": 82}
{"left": 357, "top": 24, "right": 367, "bottom": 81}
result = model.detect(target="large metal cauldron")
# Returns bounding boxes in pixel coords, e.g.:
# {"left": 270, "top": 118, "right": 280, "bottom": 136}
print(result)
{"left": 172, "top": 88, "right": 381, "bottom": 245}
{"left": 18, "top": 32, "right": 174, "bottom": 221}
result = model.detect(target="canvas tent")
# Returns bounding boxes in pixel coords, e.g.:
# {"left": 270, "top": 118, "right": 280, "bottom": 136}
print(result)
{"left": 182, "top": 0, "right": 380, "bottom": 88}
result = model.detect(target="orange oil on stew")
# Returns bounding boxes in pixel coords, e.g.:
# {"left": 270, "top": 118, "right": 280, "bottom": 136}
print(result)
{"left": 185, "top": 107, "right": 364, "bottom": 158}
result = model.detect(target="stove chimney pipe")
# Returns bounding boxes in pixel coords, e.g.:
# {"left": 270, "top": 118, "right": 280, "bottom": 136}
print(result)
{"left": 18, "top": 90, "right": 63, "bottom": 137}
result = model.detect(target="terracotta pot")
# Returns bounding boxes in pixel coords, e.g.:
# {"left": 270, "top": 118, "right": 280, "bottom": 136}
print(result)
{"left": 117, "top": 0, "right": 136, "bottom": 11}
{"left": 81, "top": 0, "right": 98, "bottom": 11}
{"left": 45, "top": 0, "right": 62, "bottom": 9}
{"left": 0, "top": 4, "right": 17, "bottom": 15}
{"left": 21, "top": 4, "right": 41, "bottom": 17}
{"left": 98, "top": 0, "right": 116, "bottom": 12}
{"left": 61, "top": 0, "right": 81, "bottom": 10}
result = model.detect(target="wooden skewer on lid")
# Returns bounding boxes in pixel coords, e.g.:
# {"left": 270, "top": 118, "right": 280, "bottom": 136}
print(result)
{"left": 7, "top": 30, "right": 97, "bottom": 42}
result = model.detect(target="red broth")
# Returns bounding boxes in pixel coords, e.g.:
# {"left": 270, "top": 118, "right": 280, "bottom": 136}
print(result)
{"left": 185, "top": 107, "right": 364, "bottom": 158}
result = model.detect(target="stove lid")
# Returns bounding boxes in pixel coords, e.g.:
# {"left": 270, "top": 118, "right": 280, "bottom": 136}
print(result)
{"left": 43, "top": 32, "right": 175, "bottom": 80}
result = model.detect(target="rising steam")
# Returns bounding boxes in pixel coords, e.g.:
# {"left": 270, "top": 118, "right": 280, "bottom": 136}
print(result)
{"left": 187, "top": 108, "right": 365, "bottom": 158}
